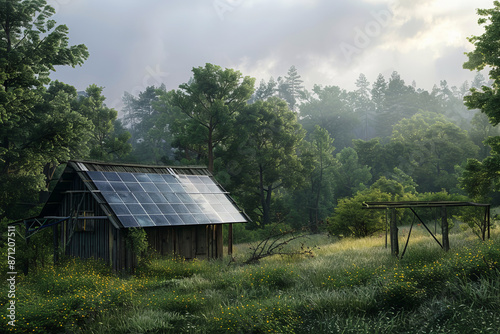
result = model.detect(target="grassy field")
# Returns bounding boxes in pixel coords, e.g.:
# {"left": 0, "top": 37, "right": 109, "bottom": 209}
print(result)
{"left": 2, "top": 225, "right": 500, "bottom": 333}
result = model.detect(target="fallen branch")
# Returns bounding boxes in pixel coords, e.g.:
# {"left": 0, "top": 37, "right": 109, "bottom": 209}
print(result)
{"left": 244, "top": 226, "right": 315, "bottom": 264}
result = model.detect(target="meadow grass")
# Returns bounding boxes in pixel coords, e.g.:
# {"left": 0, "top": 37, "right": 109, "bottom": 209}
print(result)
{"left": 1, "top": 226, "right": 499, "bottom": 333}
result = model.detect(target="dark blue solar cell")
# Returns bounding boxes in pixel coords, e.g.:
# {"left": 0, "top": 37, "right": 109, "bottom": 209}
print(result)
{"left": 156, "top": 183, "right": 172, "bottom": 192}
{"left": 141, "top": 183, "right": 158, "bottom": 192}
{"left": 126, "top": 182, "right": 144, "bottom": 192}
{"left": 164, "top": 214, "right": 184, "bottom": 225}
{"left": 163, "top": 193, "right": 181, "bottom": 203}
{"left": 126, "top": 203, "right": 147, "bottom": 215}
{"left": 156, "top": 203, "right": 175, "bottom": 214}
{"left": 148, "top": 192, "right": 167, "bottom": 203}
{"left": 181, "top": 183, "right": 198, "bottom": 193}
{"left": 197, "top": 202, "right": 214, "bottom": 213}
{"left": 192, "top": 213, "right": 211, "bottom": 224}
{"left": 117, "top": 215, "right": 140, "bottom": 228}
{"left": 162, "top": 174, "right": 176, "bottom": 183}
{"left": 171, "top": 204, "right": 189, "bottom": 213}
{"left": 176, "top": 193, "right": 195, "bottom": 204}
{"left": 93, "top": 181, "right": 114, "bottom": 192}
{"left": 87, "top": 171, "right": 106, "bottom": 181}
{"left": 142, "top": 203, "right": 162, "bottom": 215}
{"left": 190, "top": 194, "right": 207, "bottom": 203}
{"left": 134, "top": 173, "right": 151, "bottom": 182}
{"left": 185, "top": 204, "right": 203, "bottom": 213}
{"left": 205, "top": 212, "right": 223, "bottom": 224}
{"left": 168, "top": 183, "right": 184, "bottom": 193}
{"left": 148, "top": 174, "right": 165, "bottom": 183}
{"left": 110, "top": 182, "right": 129, "bottom": 192}
{"left": 103, "top": 172, "right": 121, "bottom": 182}
{"left": 118, "top": 192, "right": 138, "bottom": 203}
{"left": 135, "top": 215, "right": 155, "bottom": 227}
{"left": 150, "top": 215, "right": 169, "bottom": 226}
{"left": 117, "top": 172, "right": 136, "bottom": 182}
{"left": 101, "top": 192, "right": 123, "bottom": 204}
{"left": 178, "top": 214, "right": 198, "bottom": 225}
{"left": 133, "top": 192, "right": 154, "bottom": 204}
{"left": 109, "top": 203, "right": 131, "bottom": 216}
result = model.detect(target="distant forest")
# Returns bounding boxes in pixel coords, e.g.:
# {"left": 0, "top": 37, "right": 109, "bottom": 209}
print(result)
{"left": 112, "top": 64, "right": 496, "bottom": 230}
{"left": 2, "top": 0, "right": 499, "bottom": 234}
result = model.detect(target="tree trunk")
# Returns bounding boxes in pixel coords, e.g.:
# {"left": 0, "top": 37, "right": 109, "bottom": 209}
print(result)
{"left": 259, "top": 165, "right": 272, "bottom": 226}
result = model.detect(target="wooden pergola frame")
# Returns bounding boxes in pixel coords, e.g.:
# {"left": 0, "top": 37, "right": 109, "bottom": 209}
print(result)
{"left": 362, "top": 201, "right": 491, "bottom": 258}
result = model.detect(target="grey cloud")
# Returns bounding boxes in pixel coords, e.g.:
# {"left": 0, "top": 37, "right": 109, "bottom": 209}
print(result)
{"left": 48, "top": 0, "right": 489, "bottom": 111}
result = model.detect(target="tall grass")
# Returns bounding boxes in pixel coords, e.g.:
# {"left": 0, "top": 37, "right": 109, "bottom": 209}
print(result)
{"left": 2, "top": 227, "right": 499, "bottom": 333}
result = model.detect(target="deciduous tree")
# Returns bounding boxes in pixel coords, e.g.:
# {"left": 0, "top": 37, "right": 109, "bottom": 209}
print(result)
{"left": 0, "top": 0, "right": 89, "bottom": 219}
{"left": 172, "top": 63, "right": 255, "bottom": 172}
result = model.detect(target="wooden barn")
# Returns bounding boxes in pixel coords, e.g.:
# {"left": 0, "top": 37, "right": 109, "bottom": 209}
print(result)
{"left": 17, "top": 160, "right": 249, "bottom": 271}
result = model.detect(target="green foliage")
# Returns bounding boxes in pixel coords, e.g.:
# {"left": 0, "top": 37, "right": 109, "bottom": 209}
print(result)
{"left": 328, "top": 188, "right": 391, "bottom": 238}
{"left": 0, "top": 0, "right": 89, "bottom": 220}
{"left": 460, "top": 137, "right": 500, "bottom": 200}
{"left": 391, "top": 110, "right": 479, "bottom": 192}
{"left": 125, "top": 227, "right": 148, "bottom": 256}
{"left": 2, "top": 230, "right": 500, "bottom": 333}
{"left": 332, "top": 147, "right": 372, "bottom": 200}
{"left": 464, "top": 1, "right": 500, "bottom": 124}
{"left": 136, "top": 256, "right": 205, "bottom": 280}
{"left": 227, "top": 97, "right": 306, "bottom": 226}
{"left": 457, "top": 205, "right": 493, "bottom": 240}
{"left": 299, "top": 84, "right": 359, "bottom": 149}
{"left": 303, "top": 126, "right": 336, "bottom": 230}
{"left": 171, "top": 63, "right": 255, "bottom": 172}
{"left": 76, "top": 84, "right": 131, "bottom": 161}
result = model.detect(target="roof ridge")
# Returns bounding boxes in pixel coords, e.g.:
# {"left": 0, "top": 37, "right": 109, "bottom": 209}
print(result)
{"left": 68, "top": 159, "right": 209, "bottom": 170}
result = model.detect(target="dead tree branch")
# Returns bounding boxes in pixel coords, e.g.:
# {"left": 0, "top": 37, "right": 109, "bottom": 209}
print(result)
{"left": 244, "top": 225, "right": 315, "bottom": 264}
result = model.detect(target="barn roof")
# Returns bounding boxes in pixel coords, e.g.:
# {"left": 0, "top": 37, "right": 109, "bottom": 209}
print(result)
{"left": 39, "top": 160, "right": 249, "bottom": 229}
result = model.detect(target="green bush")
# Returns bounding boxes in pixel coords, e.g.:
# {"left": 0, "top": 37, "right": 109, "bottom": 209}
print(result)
{"left": 328, "top": 189, "right": 391, "bottom": 238}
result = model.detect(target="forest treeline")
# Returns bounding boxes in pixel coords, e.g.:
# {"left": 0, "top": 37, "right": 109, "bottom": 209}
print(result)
{"left": 116, "top": 65, "right": 496, "bottom": 234}
{"left": 2, "top": 0, "right": 500, "bottom": 239}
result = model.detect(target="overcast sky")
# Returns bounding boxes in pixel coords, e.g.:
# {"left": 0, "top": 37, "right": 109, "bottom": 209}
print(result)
{"left": 48, "top": 0, "right": 494, "bottom": 112}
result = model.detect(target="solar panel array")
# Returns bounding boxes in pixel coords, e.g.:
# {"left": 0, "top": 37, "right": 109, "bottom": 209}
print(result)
{"left": 87, "top": 171, "right": 247, "bottom": 228}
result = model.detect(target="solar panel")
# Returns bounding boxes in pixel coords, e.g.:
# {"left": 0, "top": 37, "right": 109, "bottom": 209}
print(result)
{"left": 88, "top": 171, "right": 247, "bottom": 227}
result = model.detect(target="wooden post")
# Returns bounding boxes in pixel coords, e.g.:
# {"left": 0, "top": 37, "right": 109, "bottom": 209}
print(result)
{"left": 385, "top": 208, "right": 388, "bottom": 249}
{"left": 390, "top": 208, "right": 399, "bottom": 256}
{"left": 216, "top": 225, "right": 223, "bottom": 258}
{"left": 441, "top": 206, "right": 449, "bottom": 251}
{"left": 228, "top": 223, "right": 233, "bottom": 256}
{"left": 487, "top": 205, "right": 491, "bottom": 240}
{"left": 53, "top": 225, "right": 59, "bottom": 264}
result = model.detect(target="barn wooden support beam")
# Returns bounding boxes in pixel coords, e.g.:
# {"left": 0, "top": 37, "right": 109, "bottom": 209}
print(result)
{"left": 228, "top": 223, "right": 233, "bottom": 256}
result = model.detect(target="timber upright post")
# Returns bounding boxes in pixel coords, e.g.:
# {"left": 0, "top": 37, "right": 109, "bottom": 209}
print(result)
{"left": 228, "top": 223, "right": 233, "bottom": 256}
{"left": 441, "top": 206, "right": 449, "bottom": 251}
{"left": 390, "top": 208, "right": 399, "bottom": 256}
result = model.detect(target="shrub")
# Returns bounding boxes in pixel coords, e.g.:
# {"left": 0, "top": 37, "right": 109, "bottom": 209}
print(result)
{"left": 328, "top": 189, "right": 391, "bottom": 238}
